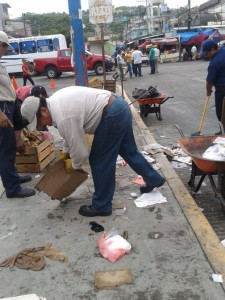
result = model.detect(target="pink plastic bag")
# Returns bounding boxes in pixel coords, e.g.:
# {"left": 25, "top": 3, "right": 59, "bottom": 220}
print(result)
{"left": 98, "top": 230, "right": 131, "bottom": 263}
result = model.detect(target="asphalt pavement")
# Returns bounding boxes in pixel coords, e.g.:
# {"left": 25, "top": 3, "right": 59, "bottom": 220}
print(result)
{"left": 1, "top": 67, "right": 225, "bottom": 299}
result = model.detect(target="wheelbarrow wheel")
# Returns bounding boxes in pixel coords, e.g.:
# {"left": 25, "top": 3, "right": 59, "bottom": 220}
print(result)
{"left": 156, "top": 111, "right": 162, "bottom": 121}
{"left": 139, "top": 105, "right": 143, "bottom": 116}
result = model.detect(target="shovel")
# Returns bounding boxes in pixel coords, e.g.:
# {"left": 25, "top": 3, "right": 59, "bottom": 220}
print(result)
{"left": 192, "top": 95, "right": 210, "bottom": 136}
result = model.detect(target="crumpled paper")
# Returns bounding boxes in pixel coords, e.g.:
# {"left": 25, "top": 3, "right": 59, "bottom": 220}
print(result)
{"left": 134, "top": 190, "right": 167, "bottom": 207}
{"left": 0, "top": 243, "right": 67, "bottom": 271}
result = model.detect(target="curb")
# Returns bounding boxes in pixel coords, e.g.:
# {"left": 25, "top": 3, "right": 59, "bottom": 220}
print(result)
{"left": 118, "top": 85, "right": 225, "bottom": 287}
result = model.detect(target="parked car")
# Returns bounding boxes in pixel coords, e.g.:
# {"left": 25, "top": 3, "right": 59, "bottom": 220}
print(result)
{"left": 33, "top": 49, "right": 114, "bottom": 78}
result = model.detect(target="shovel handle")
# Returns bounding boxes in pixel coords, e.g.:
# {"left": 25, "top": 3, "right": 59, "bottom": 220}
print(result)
{"left": 198, "top": 95, "right": 210, "bottom": 132}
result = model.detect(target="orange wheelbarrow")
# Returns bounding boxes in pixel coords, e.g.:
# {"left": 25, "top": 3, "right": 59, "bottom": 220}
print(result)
{"left": 136, "top": 92, "right": 174, "bottom": 120}
{"left": 177, "top": 135, "right": 225, "bottom": 213}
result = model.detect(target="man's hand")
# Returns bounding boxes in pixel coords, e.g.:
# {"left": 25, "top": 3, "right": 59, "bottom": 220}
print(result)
{"left": 207, "top": 89, "right": 213, "bottom": 96}
{"left": 64, "top": 159, "right": 75, "bottom": 173}
{"left": 64, "top": 159, "right": 88, "bottom": 175}
{"left": 59, "top": 151, "right": 70, "bottom": 160}
{"left": 206, "top": 82, "right": 213, "bottom": 97}
{"left": 15, "top": 131, "right": 25, "bottom": 154}
{"left": 0, "top": 110, "right": 13, "bottom": 128}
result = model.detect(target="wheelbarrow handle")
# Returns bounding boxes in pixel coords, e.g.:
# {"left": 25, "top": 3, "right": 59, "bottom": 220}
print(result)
{"left": 161, "top": 96, "right": 174, "bottom": 104}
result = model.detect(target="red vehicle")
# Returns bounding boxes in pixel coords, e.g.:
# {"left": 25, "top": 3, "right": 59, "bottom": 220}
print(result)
{"left": 33, "top": 49, "right": 114, "bottom": 78}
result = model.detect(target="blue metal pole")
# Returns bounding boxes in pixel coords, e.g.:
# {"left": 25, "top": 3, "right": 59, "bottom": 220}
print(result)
{"left": 68, "top": 0, "right": 88, "bottom": 86}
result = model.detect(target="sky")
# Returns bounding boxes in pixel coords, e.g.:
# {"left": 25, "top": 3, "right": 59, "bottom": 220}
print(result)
{"left": 2, "top": 0, "right": 207, "bottom": 18}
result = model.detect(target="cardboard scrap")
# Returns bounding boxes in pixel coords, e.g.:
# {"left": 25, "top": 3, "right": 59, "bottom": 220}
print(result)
{"left": 95, "top": 268, "right": 133, "bottom": 290}
{"left": 35, "top": 160, "right": 88, "bottom": 200}
{"left": 0, "top": 243, "right": 67, "bottom": 271}
{"left": 112, "top": 201, "right": 126, "bottom": 209}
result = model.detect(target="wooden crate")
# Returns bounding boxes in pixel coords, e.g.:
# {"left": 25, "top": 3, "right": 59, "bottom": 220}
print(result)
{"left": 104, "top": 79, "right": 116, "bottom": 93}
{"left": 16, "top": 139, "right": 56, "bottom": 173}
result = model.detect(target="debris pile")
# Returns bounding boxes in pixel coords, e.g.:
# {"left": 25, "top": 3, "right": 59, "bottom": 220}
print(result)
{"left": 21, "top": 128, "right": 44, "bottom": 147}
{"left": 89, "top": 77, "right": 103, "bottom": 89}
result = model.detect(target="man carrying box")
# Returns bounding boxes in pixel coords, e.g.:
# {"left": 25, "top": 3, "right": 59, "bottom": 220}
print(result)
{"left": 21, "top": 86, "right": 165, "bottom": 217}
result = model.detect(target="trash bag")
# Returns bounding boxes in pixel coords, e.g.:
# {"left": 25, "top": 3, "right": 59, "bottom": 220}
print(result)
{"left": 98, "top": 228, "right": 131, "bottom": 263}
{"left": 132, "top": 86, "right": 160, "bottom": 99}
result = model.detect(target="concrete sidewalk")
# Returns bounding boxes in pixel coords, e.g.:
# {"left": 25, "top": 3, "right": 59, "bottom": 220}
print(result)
{"left": 0, "top": 89, "right": 225, "bottom": 299}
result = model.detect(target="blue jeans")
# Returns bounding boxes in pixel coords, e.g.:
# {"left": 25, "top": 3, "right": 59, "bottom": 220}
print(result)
{"left": 150, "top": 59, "right": 155, "bottom": 74}
{"left": 215, "top": 86, "right": 225, "bottom": 121}
{"left": 133, "top": 63, "right": 142, "bottom": 77}
{"left": 126, "top": 62, "right": 132, "bottom": 77}
{"left": 89, "top": 96, "right": 164, "bottom": 213}
{"left": 0, "top": 102, "right": 21, "bottom": 197}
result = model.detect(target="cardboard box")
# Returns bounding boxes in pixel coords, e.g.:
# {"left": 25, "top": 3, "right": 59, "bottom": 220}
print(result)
{"left": 15, "top": 139, "right": 55, "bottom": 173}
{"left": 35, "top": 160, "right": 88, "bottom": 200}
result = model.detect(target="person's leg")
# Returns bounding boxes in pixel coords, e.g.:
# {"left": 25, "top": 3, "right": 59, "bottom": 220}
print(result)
{"left": 119, "top": 105, "right": 164, "bottom": 188}
{"left": 138, "top": 63, "right": 142, "bottom": 76}
{"left": 87, "top": 97, "right": 130, "bottom": 214}
{"left": 151, "top": 60, "right": 155, "bottom": 74}
{"left": 0, "top": 102, "right": 21, "bottom": 197}
{"left": 215, "top": 89, "right": 225, "bottom": 121}
{"left": 127, "top": 63, "right": 132, "bottom": 77}
{"left": 155, "top": 58, "right": 159, "bottom": 73}
{"left": 23, "top": 75, "right": 26, "bottom": 86}
{"left": 27, "top": 76, "right": 35, "bottom": 85}
{"left": 133, "top": 64, "right": 137, "bottom": 77}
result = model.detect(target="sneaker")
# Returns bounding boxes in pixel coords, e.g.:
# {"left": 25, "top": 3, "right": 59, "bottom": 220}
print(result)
{"left": 140, "top": 178, "right": 166, "bottom": 194}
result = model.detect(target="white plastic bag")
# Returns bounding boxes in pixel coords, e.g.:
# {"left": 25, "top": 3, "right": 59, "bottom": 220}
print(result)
{"left": 98, "top": 228, "right": 131, "bottom": 263}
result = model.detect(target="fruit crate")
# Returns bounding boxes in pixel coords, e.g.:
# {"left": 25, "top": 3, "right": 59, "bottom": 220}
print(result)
{"left": 15, "top": 139, "right": 56, "bottom": 173}
{"left": 104, "top": 79, "right": 116, "bottom": 93}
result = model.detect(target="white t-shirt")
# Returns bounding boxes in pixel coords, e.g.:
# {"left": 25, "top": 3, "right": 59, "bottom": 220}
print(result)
{"left": 154, "top": 48, "right": 160, "bottom": 57}
{"left": 132, "top": 50, "right": 142, "bottom": 64}
{"left": 48, "top": 86, "right": 112, "bottom": 169}
{"left": 191, "top": 46, "right": 197, "bottom": 54}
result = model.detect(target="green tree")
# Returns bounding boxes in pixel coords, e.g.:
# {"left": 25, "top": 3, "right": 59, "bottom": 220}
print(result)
{"left": 19, "top": 13, "right": 70, "bottom": 44}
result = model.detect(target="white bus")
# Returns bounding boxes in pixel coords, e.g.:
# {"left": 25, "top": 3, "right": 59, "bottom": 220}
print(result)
{"left": 0, "top": 34, "right": 67, "bottom": 74}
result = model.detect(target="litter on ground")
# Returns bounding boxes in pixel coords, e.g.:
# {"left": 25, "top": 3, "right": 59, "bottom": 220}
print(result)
{"left": 134, "top": 190, "right": 167, "bottom": 207}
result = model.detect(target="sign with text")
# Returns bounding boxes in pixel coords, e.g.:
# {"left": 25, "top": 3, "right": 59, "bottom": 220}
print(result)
{"left": 89, "top": 0, "right": 113, "bottom": 24}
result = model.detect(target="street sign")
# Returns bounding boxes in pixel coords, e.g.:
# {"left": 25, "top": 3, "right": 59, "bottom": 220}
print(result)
{"left": 89, "top": 0, "right": 113, "bottom": 24}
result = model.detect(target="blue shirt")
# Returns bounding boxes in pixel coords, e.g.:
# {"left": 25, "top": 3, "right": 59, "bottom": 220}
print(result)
{"left": 207, "top": 48, "right": 225, "bottom": 87}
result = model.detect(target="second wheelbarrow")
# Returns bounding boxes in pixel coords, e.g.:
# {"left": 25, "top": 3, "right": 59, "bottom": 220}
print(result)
{"left": 135, "top": 92, "right": 174, "bottom": 120}
{"left": 177, "top": 135, "right": 225, "bottom": 213}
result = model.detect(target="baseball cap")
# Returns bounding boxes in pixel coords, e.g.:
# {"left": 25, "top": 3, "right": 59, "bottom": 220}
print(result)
{"left": 30, "top": 85, "right": 47, "bottom": 97}
{"left": 21, "top": 96, "right": 40, "bottom": 131}
{"left": 200, "top": 39, "right": 218, "bottom": 56}
{"left": 0, "top": 31, "right": 13, "bottom": 50}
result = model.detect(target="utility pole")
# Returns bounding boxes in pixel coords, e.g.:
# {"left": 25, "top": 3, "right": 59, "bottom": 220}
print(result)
{"left": 68, "top": 0, "right": 88, "bottom": 87}
{"left": 187, "top": 0, "right": 191, "bottom": 30}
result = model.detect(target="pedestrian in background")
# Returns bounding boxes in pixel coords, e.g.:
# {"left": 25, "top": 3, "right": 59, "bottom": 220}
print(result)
{"left": 132, "top": 45, "right": 143, "bottom": 77}
{"left": 22, "top": 58, "right": 35, "bottom": 86}
{"left": 0, "top": 31, "right": 35, "bottom": 198}
{"left": 154, "top": 45, "right": 160, "bottom": 73}
{"left": 116, "top": 49, "right": 125, "bottom": 81}
{"left": 113, "top": 48, "right": 118, "bottom": 68}
{"left": 16, "top": 85, "right": 48, "bottom": 103}
{"left": 191, "top": 44, "right": 197, "bottom": 61}
{"left": 21, "top": 86, "right": 165, "bottom": 217}
{"left": 148, "top": 44, "right": 155, "bottom": 74}
{"left": 124, "top": 49, "right": 133, "bottom": 78}
{"left": 201, "top": 39, "right": 225, "bottom": 122}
